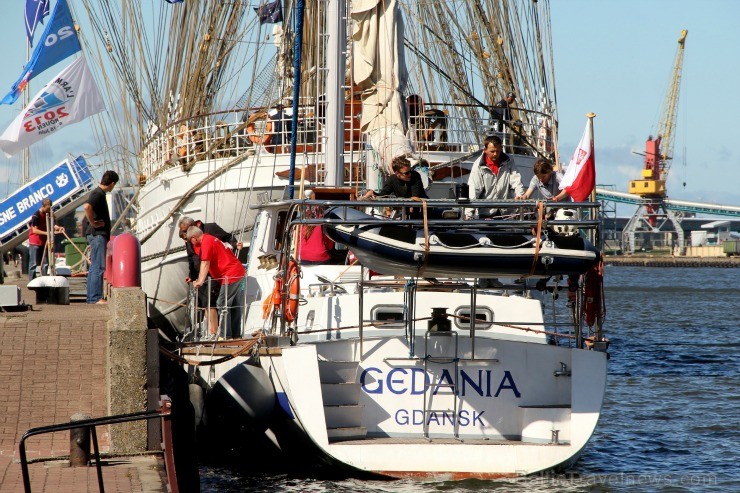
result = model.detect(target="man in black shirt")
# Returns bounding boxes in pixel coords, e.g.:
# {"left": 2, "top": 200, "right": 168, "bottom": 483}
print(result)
{"left": 84, "top": 170, "right": 119, "bottom": 304}
{"left": 361, "top": 155, "right": 428, "bottom": 200}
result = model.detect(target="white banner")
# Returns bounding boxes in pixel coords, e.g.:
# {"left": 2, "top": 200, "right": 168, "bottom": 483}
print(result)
{"left": 0, "top": 56, "right": 104, "bottom": 157}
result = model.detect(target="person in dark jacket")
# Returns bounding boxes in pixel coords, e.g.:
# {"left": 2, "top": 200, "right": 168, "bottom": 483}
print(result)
{"left": 493, "top": 92, "right": 517, "bottom": 123}
{"left": 361, "top": 155, "right": 428, "bottom": 200}
{"left": 178, "top": 216, "right": 242, "bottom": 337}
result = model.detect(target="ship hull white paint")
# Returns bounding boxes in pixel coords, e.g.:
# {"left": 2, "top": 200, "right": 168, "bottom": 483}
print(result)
{"left": 136, "top": 154, "right": 290, "bottom": 330}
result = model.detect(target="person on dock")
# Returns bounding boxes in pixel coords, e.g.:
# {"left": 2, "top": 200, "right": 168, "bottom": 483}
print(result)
{"left": 178, "top": 217, "right": 242, "bottom": 337}
{"left": 465, "top": 135, "right": 524, "bottom": 220}
{"left": 188, "top": 226, "right": 246, "bottom": 339}
{"left": 84, "top": 170, "right": 119, "bottom": 304}
{"left": 517, "top": 157, "right": 569, "bottom": 202}
{"left": 28, "top": 198, "right": 63, "bottom": 281}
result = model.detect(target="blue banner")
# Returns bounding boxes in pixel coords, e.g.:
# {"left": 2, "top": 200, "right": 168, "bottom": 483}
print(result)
{"left": 3, "top": 0, "right": 81, "bottom": 105}
{"left": 0, "top": 156, "right": 91, "bottom": 242}
{"left": 25, "top": 0, "right": 50, "bottom": 47}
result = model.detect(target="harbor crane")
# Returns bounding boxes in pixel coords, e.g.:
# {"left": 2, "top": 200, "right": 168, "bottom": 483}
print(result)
{"left": 623, "top": 29, "right": 688, "bottom": 255}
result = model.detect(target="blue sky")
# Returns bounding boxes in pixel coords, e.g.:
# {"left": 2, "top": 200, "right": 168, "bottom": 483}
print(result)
{"left": 0, "top": 0, "right": 738, "bottom": 210}
{"left": 552, "top": 0, "right": 740, "bottom": 208}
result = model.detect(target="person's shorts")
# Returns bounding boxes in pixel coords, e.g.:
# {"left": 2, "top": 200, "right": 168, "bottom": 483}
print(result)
{"left": 196, "top": 280, "right": 220, "bottom": 308}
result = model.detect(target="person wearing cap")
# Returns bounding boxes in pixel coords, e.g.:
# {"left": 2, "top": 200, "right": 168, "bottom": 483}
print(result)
{"left": 494, "top": 92, "right": 517, "bottom": 123}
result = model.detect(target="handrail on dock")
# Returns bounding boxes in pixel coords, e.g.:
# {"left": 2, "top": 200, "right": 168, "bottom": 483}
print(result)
{"left": 19, "top": 396, "right": 177, "bottom": 493}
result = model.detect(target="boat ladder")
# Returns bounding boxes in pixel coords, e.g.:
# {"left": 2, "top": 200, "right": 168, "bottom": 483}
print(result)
{"left": 422, "top": 330, "right": 460, "bottom": 440}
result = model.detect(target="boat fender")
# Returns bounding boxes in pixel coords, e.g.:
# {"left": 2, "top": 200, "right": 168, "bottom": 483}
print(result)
{"left": 189, "top": 383, "right": 205, "bottom": 427}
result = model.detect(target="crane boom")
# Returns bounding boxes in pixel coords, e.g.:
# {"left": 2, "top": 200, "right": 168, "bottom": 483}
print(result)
{"left": 629, "top": 29, "right": 687, "bottom": 198}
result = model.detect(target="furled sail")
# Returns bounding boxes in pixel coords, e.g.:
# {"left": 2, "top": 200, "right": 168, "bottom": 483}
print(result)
{"left": 351, "top": 0, "right": 412, "bottom": 172}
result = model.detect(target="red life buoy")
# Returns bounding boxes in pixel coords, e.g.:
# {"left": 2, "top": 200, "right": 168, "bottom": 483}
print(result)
{"left": 284, "top": 260, "right": 301, "bottom": 323}
{"left": 263, "top": 260, "right": 300, "bottom": 322}
{"left": 246, "top": 111, "right": 272, "bottom": 146}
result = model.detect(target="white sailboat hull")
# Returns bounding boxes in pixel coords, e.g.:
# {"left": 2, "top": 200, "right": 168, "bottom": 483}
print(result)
{"left": 135, "top": 154, "right": 289, "bottom": 331}
{"left": 269, "top": 336, "right": 605, "bottom": 477}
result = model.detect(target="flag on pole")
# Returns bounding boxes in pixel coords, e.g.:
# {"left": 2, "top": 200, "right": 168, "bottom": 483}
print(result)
{"left": 25, "top": 0, "right": 51, "bottom": 47}
{"left": 4, "top": 0, "right": 82, "bottom": 105}
{"left": 254, "top": 0, "right": 283, "bottom": 25}
{"left": 0, "top": 56, "right": 105, "bottom": 158}
{"left": 560, "top": 118, "right": 596, "bottom": 202}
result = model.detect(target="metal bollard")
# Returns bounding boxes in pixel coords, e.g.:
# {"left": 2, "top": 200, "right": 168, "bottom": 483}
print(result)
{"left": 70, "top": 413, "right": 92, "bottom": 466}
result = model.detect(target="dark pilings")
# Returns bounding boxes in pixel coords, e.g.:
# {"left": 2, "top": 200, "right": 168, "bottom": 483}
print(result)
{"left": 69, "top": 413, "right": 92, "bottom": 467}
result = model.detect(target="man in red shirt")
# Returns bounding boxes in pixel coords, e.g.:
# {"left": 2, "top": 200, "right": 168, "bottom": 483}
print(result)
{"left": 28, "top": 198, "right": 63, "bottom": 281}
{"left": 188, "top": 226, "right": 246, "bottom": 339}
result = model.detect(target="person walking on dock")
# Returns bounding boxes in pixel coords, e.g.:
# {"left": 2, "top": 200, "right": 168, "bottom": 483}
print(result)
{"left": 187, "top": 226, "right": 246, "bottom": 339}
{"left": 84, "top": 170, "right": 119, "bottom": 304}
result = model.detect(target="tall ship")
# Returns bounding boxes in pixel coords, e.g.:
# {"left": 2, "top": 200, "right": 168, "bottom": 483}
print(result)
{"left": 79, "top": 0, "right": 560, "bottom": 333}
{"left": 80, "top": 0, "right": 609, "bottom": 477}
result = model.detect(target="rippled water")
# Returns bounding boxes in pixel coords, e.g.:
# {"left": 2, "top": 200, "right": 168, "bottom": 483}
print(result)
{"left": 201, "top": 267, "right": 740, "bottom": 492}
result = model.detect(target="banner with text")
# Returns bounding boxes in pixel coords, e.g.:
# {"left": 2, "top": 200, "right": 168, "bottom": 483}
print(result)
{"left": 0, "top": 56, "right": 105, "bottom": 158}
{"left": 0, "top": 156, "right": 91, "bottom": 243}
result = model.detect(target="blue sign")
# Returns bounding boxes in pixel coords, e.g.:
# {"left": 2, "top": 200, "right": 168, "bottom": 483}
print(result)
{"left": 0, "top": 156, "right": 91, "bottom": 242}
{"left": 3, "top": 0, "right": 81, "bottom": 105}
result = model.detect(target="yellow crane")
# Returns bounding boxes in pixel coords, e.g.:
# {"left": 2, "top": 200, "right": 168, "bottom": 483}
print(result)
{"left": 623, "top": 30, "right": 688, "bottom": 254}
{"left": 629, "top": 29, "right": 688, "bottom": 198}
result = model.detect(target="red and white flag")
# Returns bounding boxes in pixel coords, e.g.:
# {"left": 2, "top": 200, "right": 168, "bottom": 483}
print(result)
{"left": 560, "top": 118, "right": 596, "bottom": 201}
{"left": 0, "top": 56, "right": 105, "bottom": 158}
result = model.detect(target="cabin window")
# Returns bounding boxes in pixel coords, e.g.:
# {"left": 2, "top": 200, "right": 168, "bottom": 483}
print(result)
{"left": 273, "top": 211, "right": 287, "bottom": 250}
{"left": 273, "top": 210, "right": 297, "bottom": 250}
{"left": 453, "top": 306, "right": 494, "bottom": 330}
{"left": 370, "top": 305, "right": 406, "bottom": 329}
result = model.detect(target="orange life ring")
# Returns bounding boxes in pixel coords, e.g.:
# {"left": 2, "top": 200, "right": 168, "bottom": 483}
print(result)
{"left": 284, "top": 260, "right": 300, "bottom": 323}
{"left": 246, "top": 111, "right": 272, "bottom": 146}
{"left": 176, "top": 124, "right": 191, "bottom": 157}
{"left": 262, "top": 260, "right": 300, "bottom": 322}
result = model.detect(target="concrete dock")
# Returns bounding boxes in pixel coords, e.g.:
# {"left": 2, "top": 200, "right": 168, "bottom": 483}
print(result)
{"left": 603, "top": 255, "right": 740, "bottom": 268}
{"left": 0, "top": 271, "right": 168, "bottom": 493}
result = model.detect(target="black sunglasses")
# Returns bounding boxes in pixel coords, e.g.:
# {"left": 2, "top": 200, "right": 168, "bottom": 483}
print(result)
{"left": 397, "top": 170, "right": 411, "bottom": 176}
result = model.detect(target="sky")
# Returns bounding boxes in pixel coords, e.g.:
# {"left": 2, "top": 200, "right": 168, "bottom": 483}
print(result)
{"left": 551, "top": 0, "right": 740, "bottom": 209}
{"left": 0, "top": 0, "right": 739, "bottom": 212}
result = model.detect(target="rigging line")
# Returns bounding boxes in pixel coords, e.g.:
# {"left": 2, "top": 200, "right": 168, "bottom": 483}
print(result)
{"left": 403, "top": 39, "right": 488, "bottom": 113}
{"left": 138, "top": 149, "right": 255, "bottom": 245}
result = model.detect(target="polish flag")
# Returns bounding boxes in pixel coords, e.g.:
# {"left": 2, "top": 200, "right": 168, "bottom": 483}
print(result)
{"left": 560, "top": 118, "right": 596, "bottom": 201}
